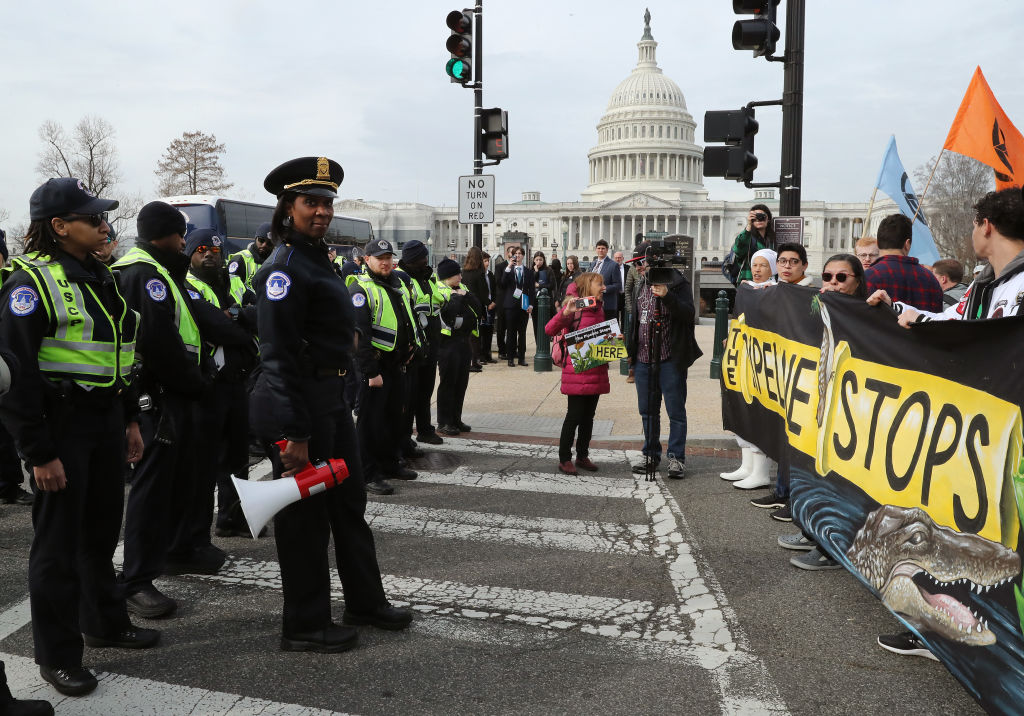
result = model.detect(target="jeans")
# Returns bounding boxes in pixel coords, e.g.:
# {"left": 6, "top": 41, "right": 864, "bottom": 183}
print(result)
{"left": 634, "top": 360, "right": 688, "bottom": 462}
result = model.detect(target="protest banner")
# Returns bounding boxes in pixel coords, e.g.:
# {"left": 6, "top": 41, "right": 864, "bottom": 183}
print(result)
{"left": 722, "top": 282, "right": 1024, "bottom": 715}
{"left": 564, "top": 318, "right": 627, "bottom": 373}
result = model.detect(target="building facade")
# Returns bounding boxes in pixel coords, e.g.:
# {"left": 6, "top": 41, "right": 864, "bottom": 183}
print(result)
{"left": 337, "top": 13, "right": 891, "bottom": 271}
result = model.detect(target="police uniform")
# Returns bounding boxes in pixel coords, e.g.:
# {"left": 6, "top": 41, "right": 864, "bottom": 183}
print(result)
{"left": 0, "top": 178, "right": 157, "bottom": 695}
{"left": 250, "top": 156, "right": 411, "bottom": 651}
{"left": 396, "top": 241, "right": 445, "bottom": 444}
{"left": 227, "top": 222, "right": 272, "bottom": 291}
{"left": 434, "top": 258, "right": 481, "bottom": 434}
{"left": 184, "top": 228, "right": 259, "bottom": 540}
{"left": 348, "top": 238, "right": 420, "bottom": 493}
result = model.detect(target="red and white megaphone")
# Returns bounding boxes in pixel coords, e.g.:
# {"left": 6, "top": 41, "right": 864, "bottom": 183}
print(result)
{"left": 231, "top": 440, "right": 349, "bottom": 539}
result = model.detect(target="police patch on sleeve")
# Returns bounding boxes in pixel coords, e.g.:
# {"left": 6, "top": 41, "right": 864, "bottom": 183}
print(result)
{"left": 145, "top": 278, "right": 168, "bottom": 302}
{"left": 228, "top": 260, "right": 239, "bottom": 274}
{"left": 187, "top": 289, "right": 201, "bottom": 300}
{"left": 352, "top": 292, "right": 367, "bottom": 308}
{"left": 9, "top": 286, "right": 39, "bottom": 316}
{"left": 266, "top": 271, "right": 291, "bottom": 301}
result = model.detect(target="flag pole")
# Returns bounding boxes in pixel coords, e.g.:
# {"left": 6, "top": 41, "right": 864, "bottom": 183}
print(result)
{"left": 911, "top": 149, "right": 945, "bottom": 225}
{"left": 863, "top": 186, "right": 878, "bottom": 235}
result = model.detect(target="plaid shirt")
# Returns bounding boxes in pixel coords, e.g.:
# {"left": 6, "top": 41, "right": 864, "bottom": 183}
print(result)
{"left": 864, "top": 254, "right": 944, "bottom": 313}
{"left": 635, "top": 283, "right": 672, "bottom": 363}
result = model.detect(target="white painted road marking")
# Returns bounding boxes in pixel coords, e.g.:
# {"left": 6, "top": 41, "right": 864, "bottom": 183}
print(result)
{"left": 415, "top": 466, "right": 638, "bottom": 499}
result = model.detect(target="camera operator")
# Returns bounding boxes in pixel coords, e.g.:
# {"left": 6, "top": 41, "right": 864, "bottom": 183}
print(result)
{"left": 727, "top": 204, "right": 776, "bottom": 285}
{"left": 626, "top": 240, "right": 702, "bottom": 479}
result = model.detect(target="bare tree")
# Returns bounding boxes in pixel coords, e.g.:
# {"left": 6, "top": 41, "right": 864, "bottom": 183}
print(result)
{"left": 915, "top": 153, "right": 994, "bottom": 273}
{"left": 108, "top": 191, "right": 145, "bottom": 242}
{"left": 155, "top": 131, "right": 233, "bottom": 196}
{"left": 36, "top": 116, "right": 121, "bottom": 195}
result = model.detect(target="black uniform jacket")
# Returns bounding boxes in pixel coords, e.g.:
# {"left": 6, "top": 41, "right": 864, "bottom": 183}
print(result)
{"left": 253, "top": 235, "right": 356, "bottom": 442}
{"left": 440, "top": 289, "right": 483, "bottom": 339}
{"left": 349, "top": 268, "right": 417, "bottom": 379}
{"left": 118, "top": 243, "right": 247, "bottom": 397}
{"left": 188, "top": 267, "right": 259, "bottom": 382}
{"left": 0, "top": 249, "right": 139, "bottom": 465}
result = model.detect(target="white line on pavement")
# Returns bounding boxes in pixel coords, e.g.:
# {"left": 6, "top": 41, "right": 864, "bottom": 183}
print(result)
{"left": 364, "top": 502, "right": 653, "bottom": 555}
{"left": 415, "top": 466, "right": 639, "bottom": 499}
{"left": 426, "top": 437, "right": 629, "bottom": 464}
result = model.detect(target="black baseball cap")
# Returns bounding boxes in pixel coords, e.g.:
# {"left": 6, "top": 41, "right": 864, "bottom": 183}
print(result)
{"left": 29, "top": 178, "right": 118, "bottom": 221}
{"left": 365, "top": 238, "right": 396, "bottom": 257}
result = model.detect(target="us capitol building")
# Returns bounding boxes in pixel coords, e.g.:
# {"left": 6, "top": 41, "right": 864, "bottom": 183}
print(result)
{"left": 337, "top": 12, "right": 883, "bottom": 272}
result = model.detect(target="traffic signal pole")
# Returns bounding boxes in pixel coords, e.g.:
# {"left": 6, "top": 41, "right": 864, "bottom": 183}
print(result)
{"left": 473, "top": 0, "right": 483, "bottom": 249}
{"left": 778, "top": 0, "right": 804, "bottom": 217}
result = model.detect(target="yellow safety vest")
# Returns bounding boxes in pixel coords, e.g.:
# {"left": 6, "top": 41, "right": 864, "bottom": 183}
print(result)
{"left": 114, "top": 247, "right": 202, "bottom": 363}
{"left": 350, "top": 273, "right": 420, "bottom": 352}
{"left": 438, "top": 282, "right": 480, "bottom": 338}
{"left": 228, "top": 250, "right": 258, "bottom": 290}
{"left": 20, "top": 258, "right": 138, "bottom": 389}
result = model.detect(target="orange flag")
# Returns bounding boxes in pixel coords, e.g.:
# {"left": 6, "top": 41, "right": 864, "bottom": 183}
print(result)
{"left": 943, "top": 66, "right": 1023, "bottom": 190}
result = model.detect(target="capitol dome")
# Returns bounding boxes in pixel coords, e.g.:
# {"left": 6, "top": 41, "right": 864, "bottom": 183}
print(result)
{"left": 581, "top": 11, "right": 707, "bottom": 203}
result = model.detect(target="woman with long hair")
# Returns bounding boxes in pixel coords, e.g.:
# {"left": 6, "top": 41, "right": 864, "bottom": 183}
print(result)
{"left": 557, "top": 255, "right": 582, "bottom": 308}
{"left": 728, "top": 203, "right": 776, "bottom": 284}
{"left": 544, "top": 272, "right": 610, "bottom": 474}
{"left": 819, "top": 253, "right": 867, "bottom": 298}
{"left": 462, "top": 246, "right": 488, "bottom": 371}
{"left": 531, "top": 251, "right": 550, "bottom": 338}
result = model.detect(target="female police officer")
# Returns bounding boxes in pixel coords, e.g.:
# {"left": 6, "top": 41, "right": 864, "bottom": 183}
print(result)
{"left": 251, "top": 157, "right": 412, "bottom": 653}
{"left": 0, "top": 178, "right": 158, "bottom": 697}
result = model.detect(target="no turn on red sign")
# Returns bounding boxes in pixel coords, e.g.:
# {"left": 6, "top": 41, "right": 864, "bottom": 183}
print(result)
{"left": 458, "top": 175, "right": 495, "bottom": 224}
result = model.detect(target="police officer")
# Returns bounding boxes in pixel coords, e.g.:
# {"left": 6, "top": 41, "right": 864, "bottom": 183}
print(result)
{"left": 340, "top": 245, "right": 364, "bottom": 281}
{"left": 349, "top": 238, "right": 420, "bottom": 494}
{"left": 396, "top": 240, "right": 445, "bottom": 446}
{"left": 0, "top": 178, "right": 158, "bottom": 697}
{"left": 434, "top": 258, "right": 481, "bottom": 435}
{"left": 184, "top": 228, "right": 259, "bottom": 539}
{"left": 250, "top": 156, "right": 412, "bottom": 652}
{"left": 228, "top": 222, "right": 273, "bottom": 290}
{"left": 115, "top": 202, "right": 245, "bottom": 616}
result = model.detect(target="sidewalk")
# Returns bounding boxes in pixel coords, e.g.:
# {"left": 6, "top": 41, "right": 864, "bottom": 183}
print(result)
{"left": 447, "top": 323, "right": 734, "bottom": 453}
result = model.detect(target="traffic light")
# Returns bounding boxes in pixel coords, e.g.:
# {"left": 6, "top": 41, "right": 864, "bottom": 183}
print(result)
{"left": 445, "top": 10, "right": 473, "bottom": 85}
{"left": 732, "top": 0, "right": 780, "bottom": 58}
{"left": 703, "top": 107, "right": 758, "bottom": 181}
{"left": 480, "top": 107, "right": 509, "bottom": 161}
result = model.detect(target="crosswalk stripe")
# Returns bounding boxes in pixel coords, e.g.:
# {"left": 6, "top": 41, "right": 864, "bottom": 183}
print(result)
{"left": 415, "top": 466, "right": 638, "bottom": 499}
{"left": 364, "top": 502, "right": 653, "bottom": 555}
{"left": 427, "top": 437, "right": 628, "bottom": 463}
{"left": 0, "top": 652, "right": 350, "bottom": 716}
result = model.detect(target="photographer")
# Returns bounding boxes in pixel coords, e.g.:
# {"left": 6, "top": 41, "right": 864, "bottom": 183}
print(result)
{"left": 727, "top": 204, "right": 776, "bottom": 285}
{"left": 626, "top": 240, "right": 702, "bottom": 479}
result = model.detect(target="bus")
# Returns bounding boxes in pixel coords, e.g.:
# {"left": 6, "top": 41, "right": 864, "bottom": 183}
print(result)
{"left": 161, "top": 195, "right": 375, "bottom": 254}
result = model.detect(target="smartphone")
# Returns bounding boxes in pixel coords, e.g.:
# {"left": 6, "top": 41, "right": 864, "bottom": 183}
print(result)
{"left": 574, "top": 297, "right": 597, "bottom": 309}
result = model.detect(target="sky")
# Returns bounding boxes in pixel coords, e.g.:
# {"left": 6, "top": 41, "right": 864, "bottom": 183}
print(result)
{"left": 0, "top": 0, "right": 1020, "bottom": 230}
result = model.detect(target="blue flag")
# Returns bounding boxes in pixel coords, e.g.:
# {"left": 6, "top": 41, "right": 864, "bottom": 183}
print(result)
{"left": 874, "top": 136, "right": 940, "bottom": 265}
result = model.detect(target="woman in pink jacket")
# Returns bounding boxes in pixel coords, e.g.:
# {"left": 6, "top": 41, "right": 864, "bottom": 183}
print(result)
{"left": 545, "top": 272, "right": 610, "bottom": 474}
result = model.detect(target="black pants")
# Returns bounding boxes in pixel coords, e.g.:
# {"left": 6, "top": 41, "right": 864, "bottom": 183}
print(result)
{"left": 0, "top": 424, "right": 24, "bottom": 495}
{"left": 404, "top": 339, "right": 438, "bottom": 438}
{"left": 559, "top": 394, "right": 600, "bottom": 463}
{"left": 254, "top": 375, "right": 388, "bottom": 634}
{"left": 495, "top": 304, "right": 506, "bottom": 357}
{"left": 121, "top": 392, "right": 196, "bottom": 594}
{"left": 356, "top": 363, "right": 406, "bottom": 481}
{"left": 437, "top": 337, "right": 471, "bottom": 428}
{"left": 479, "top": 322, "right": 494, "bottom": 359}
{"left": 30, "top": 399, "right": 130, "bottom": 668}
{"left": 503, "top": 309, "right": 528, "bottom": 361}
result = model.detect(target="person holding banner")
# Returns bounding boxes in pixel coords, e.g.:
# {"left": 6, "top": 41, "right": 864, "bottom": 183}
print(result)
{"left": 864, "top": 214, "right": 943, "bottom": 312}
{"left": 545, "top": 272, "right": 610, "bottom": 475}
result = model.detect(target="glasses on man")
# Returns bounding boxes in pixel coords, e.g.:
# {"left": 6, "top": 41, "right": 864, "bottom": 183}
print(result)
{"left": 821, "top": 272, "right": 851, "bottom": 283}
{"left": 195, "top": 245, "right": 221, "bottom": 254}
{"left": 60, "top": 213, "right": 108, "bottom": 228}
{"left": 777, "top": 258, "right": 802, "bottom": 266}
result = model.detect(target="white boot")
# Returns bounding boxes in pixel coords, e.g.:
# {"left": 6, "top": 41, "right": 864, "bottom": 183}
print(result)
{"left": 733, "top": 452, "right": 771, "bottom": 489}
{"left": 720, "top": 447, "right": 754, "bottom": 481}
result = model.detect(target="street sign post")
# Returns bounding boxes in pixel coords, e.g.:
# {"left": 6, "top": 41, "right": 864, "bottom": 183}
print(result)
{"left": 458, "top": 174, "right": 495, "bottom": 224}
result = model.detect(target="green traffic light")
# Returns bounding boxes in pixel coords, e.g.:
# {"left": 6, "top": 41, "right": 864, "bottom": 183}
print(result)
{"left": 446, "top": 58, "right": 470, "bottom": 81}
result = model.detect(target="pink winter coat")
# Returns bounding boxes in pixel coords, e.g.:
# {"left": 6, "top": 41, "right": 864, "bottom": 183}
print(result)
{"left": 545, "top": 283, "right": 610, "bottom": 396}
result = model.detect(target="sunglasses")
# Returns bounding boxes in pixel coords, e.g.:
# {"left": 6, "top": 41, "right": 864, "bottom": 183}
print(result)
{"left": 195, "top": 245, "right": 221, "bottom": 254}
{"left": 61, "top": 212, "right": 108, "bottom": 228}
{"left": 822, "top": 272, "right": 852, "bottom": 283}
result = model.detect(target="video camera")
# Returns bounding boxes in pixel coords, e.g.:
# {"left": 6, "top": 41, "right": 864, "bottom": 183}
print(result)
{"left": 635, "top": 234, "right": 692, "bottom": 286}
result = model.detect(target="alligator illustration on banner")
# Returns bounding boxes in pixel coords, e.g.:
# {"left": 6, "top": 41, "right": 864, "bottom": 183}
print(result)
{"left": 847, "top": 504, "right": 1020, "bottom": 646}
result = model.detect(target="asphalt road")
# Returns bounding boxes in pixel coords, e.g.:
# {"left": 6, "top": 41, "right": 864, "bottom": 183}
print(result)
{"left": 0, "top": 438, "right": 981, "bottom": 715}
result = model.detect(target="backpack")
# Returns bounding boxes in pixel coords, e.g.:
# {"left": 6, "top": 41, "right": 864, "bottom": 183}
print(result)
{"left": 551, "top": 314, "right": 582, "bottom": 368}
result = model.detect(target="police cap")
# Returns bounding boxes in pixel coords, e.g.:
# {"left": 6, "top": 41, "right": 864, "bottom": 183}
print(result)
{"left": 30, "top": 177, "right": 119, "bottom": 221}
{"left": 264, "top": 156, "right": 344, "bottom": 199}
{"left": 365, "top": 238, "right": 396, "bottom": 257}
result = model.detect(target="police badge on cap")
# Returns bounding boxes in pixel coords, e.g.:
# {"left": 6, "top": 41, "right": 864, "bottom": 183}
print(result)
{"left": 264, "top": 157, "right": 344, "bottom": 198}
{"left": 365, "top": 239, "right": 395, "bottom": 257}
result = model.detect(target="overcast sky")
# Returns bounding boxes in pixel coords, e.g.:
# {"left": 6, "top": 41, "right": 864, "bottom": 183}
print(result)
{"left": 1, "top": 0, "right": 1020, "bottom": 228}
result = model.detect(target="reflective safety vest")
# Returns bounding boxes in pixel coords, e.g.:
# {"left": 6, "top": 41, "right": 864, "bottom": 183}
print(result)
{"left": 20, "top": 258, "right": 139, "bottom": 389}
{"left": 114, "top": 247, "right": 202, "bottom": 363}
{"left": 229, "top": 249, "right": 258, "bottom": 290}
{"left": 438, "top": 282, "right": 479, "bottom": 338}
{"left": 410, "top": 274, "right": 445, "bottom": 320}
{"left": 186, "top": 272, "right": 246, "bottom": 309}
{"left": 350, "top": 273, "right": 420, "bottom": 352}
{"left": 0, "top": 251, "right": 50, "bottom": 281}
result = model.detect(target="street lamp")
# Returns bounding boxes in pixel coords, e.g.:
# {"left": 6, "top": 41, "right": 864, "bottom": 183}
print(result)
{"left": 561, "top": 220, "right": 568, "bottom": 254}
